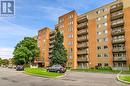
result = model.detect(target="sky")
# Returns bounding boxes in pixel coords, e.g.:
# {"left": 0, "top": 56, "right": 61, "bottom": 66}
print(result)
{"left": 0, "top": 0, "right": 114, "bottom": 59}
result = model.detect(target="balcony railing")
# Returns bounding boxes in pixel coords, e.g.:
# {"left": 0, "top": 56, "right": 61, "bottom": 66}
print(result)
{"left": 49, "top": 40, "right": 55, "bottom": 44}
{"left": 77, "top": 29, "right": 88, "bottom": 35}
{"left": 77, "top": 43, "right": 88, "bottom": 48}
{"left": 77, "top": 16, "right": 87, "bottom": 24}
{"left": 77, "top": 22, "right": 87, "bottom": 29}
{"left": 111, "top": 20, "right": 124, "bottom": 28}
{"left": 110, "top": 3, "right": 123, "bottom": 13}
{"left": 50, "top": 31, "right": 55, "bottom": 36}
{"left": 112, "top": 38, "right": 125, "bottom": 44}
{"left": 49, "top": 45, "right": 54, "bottom": 48}
{"left": 78, "top": 36, "right": 88, "bottom": 42}
{"left": 77, "top": 57, "right": 88, "bottom": 62}
{"left": 112, "top": 29, "right": 125, "bottom": 36}
{"left": 111, "top": 11, "right": 123, "bottom": 20}
{"left": 77, "top": 50, "right": 88, "bottom": 55}
{"left": 113, "top": 47, "right": 126, "bottom": 52}
{"left": 113, "top": 57, "right": 126, "bottom": 61}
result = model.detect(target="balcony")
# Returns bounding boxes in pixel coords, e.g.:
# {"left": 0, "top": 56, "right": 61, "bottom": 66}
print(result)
{"left": 77, "top": 29, "right": 88, "bottom": 35}
{"left": 77, "top": 57, "right": 88, "bottom": 63}
{"left": 49, "top": 40, "right": 55, "bottom": 44}
{"left": 49, "top": 35, "right": 55, "bottom": 41}
{"left": 110, "top": 3, "right": 123, "bottom": 13}
{"left": 77, "top": 50, "right": 88, "bottom": 55}
{"left": 111, "top": 20, "right": 124, "bottom": 28}
{"left": 49, "top": 55, "right": 52, "bottom": 59}
{"left": 50, "top": 31, "right": 55, "bottom": 36}
{"left": 112, "top": 29, "right": 125, "bottom": 36}
{"left": 49, "top": 45, "right": 54, "bottom": 49}
{"left": 112, "top": 38, "right": 125, "bottom": 44}
{"left": 113, "top": 57, "right": 126, "bottom": 62}
{"left": 77, "top": 16, "right": 87, "bottom": 24}
{"left": 77, "top": 22, "right": 87, "bottom": 29}
{"left": 111, "top": 11, "right": 123, "bottom": 20}
{"left": 78, "top": 36, "right": 88, "bottom": 42}
{"left": 113, "top": 47, "right": 126, "bottom": 52}
{"left": 77, "top": 43, "right": 88, "bottom": 48}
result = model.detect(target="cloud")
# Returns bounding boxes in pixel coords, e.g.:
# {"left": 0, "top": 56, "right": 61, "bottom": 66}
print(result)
{"left": 0, "top": 48, "right": 14, "bottom": 59}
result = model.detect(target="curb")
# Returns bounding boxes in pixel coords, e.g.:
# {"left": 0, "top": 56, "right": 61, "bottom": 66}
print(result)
{"left": 116, "top": 75, "right": 130, "bottom": 84}
{"left": 23, "top": 71, "right": 64, "bottom": 78}
{"left": 55, "top": 75, "right": 64, "bottom": 78}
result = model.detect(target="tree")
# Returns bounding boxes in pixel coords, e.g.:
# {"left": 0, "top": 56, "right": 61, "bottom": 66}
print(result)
{"left": 51, "top": 29, "right": 67, "bottom": 67}
{"left": 1, "top": 59, "right": 9, "bottom": 67}
{"left": 0, "top": 58, "right": 2, "bottom": 66}
{"left": 13, "top": 37, "right": 40, "bottom": 65}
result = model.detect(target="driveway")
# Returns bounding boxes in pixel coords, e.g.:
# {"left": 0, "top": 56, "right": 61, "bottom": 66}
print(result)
{"left": 0, "top": 67, "right": 129, "bottom": 86}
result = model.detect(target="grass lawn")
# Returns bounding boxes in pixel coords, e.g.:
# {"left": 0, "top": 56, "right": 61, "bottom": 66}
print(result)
{"left": 71, "top": 69, "right": 130, "bottom": 74}
{"left": 119, "top": 76, "right": 130, "bottom": 82}
{"left": 24, "top": 68, "right": 63, "bottom": 78}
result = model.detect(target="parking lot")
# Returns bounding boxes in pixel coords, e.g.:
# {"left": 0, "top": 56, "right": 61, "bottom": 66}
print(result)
{"left": 0, "top": 68, "right": 129, "bottom": 86}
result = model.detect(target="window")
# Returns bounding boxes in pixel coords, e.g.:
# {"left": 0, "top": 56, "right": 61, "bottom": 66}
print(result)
{"left": 59, "top": 23, "right": 64, "bottom": 28}
{"left": 97, "top": 17, "right": 101, "bottom": 21}
{"left": 97, "top": 32, "right": 102, "bottom": 35}
{"left": 97, "top": 46, "right": 102, "bottom": 50}
{"left": 59, "top": 18, "right": 64, "bottom": 23}
{"left": 104, "top": 45, "right": 108, "bottom": 49}
{"left": 97, "top": 24, "right": 101, "bottom": 29}
{"left": 68, "top": 42, "right": 73, "bottom": 46}
{"left": 103, "top": 30, "right": 108, "bottom": 34}
{"left": 103, "top": 15, "right": 107, "bottom": 19}
{"left": 98, "top": 63, "right": 102, "bottom": 67}
{"left": 68, "top": 26, "right": 73, "bottom": 32}
{"left": 69, "top": 21, "right": 73, "bottom": 25}
{"left": 68, "top": 55, "right": 72, "bottom": 59}
{"left": 68, "top": 34, "right": 73, "bottom": 38}
{"left": 97, "top": 39, "right": 102, "bottom": 42}
{"left": 103, "top": 22, "right": 107, "bottom": 26}
{"left": 69, "top": 48, "right": 73, "bottom": 53}
{"left": 96, "top": 10, "right": 100, "bottom": 14}
{"left": 68, "top": 15, "right": 73, "bottom": 19}
{"left": 104, "top": 63, "right": 108, "bottom": 66}
{"left": 104, "top": 38, "right": 108, "bottom": 42}
{"left": 102, "top": 8, "right": 108, "bottom": 12}
{"left": 104, "top": 53, "right": 109, "bottom": 57}
{"left": 97, "top": 54, "right": 102, "bottom": 57}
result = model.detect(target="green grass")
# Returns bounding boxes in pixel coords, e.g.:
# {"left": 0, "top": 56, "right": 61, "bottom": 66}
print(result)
{"left": 24, "top": 68, "right": 63, "bottom": 78}
{"left": 71, "top": 69, "right": 130, "bottom": 74}
{"left": 119, "top": 76, "right": 130, "bottom": 82}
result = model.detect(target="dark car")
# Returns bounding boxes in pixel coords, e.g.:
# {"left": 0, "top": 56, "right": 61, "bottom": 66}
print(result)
{"left": 47, "top": 65, "right": 66, "bottom": 73}
{"left": 16, "top": 65, "right": 24, "bottom": 71}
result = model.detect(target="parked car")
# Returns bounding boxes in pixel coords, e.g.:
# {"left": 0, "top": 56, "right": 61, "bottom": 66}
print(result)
{"left": 16, "top": 65, "right": 24, "bottom": 71}
{"left": 47, "top": 65, "right": 66, "bottom": 73}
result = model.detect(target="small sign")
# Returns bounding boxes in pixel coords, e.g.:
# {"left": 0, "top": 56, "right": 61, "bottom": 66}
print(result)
{"left": 0, "top": 0, "right": 15, "bottom": 17}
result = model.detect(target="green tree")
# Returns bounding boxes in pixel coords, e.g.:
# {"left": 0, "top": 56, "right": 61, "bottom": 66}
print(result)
{"left": 0, "top": 58, "right": 2, "bottom": 66}
{"left": 2, "top": 59, "right": 9, "bottom": 67}
{"left": 51, "top": 29, "right": 67, "bottom": 67}
{"left": 13, "top": 37, "right": 40, "bottom": 65}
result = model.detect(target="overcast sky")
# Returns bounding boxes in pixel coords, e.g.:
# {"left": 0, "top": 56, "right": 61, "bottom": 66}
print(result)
{"left": 0, "top": 0, "right": 113, "bottom": 59}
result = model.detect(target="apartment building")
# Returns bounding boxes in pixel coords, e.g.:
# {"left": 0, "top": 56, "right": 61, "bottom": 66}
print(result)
{"left": 36, "top": 27, "right": 51, "bottom": 67}
{"left": 37, "top": 0, "right": 130, "bottom": 70}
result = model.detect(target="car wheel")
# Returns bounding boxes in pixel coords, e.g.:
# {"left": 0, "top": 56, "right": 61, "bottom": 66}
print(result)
{"left": 47, "top": 69, "right": 50, "bottom": 72}
{"left": 57, "top": 70, "right": 60, "bottom": 73}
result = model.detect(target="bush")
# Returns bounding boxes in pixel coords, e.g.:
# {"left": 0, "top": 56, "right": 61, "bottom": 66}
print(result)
{"left": 97, "top": 66, "right": 112, "bottom": 70}
{"left": 66, "top": 67, "right": 71, "bottom": 70}
{"left": 23, "top": 64, "right": 30, "bottom": 68}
